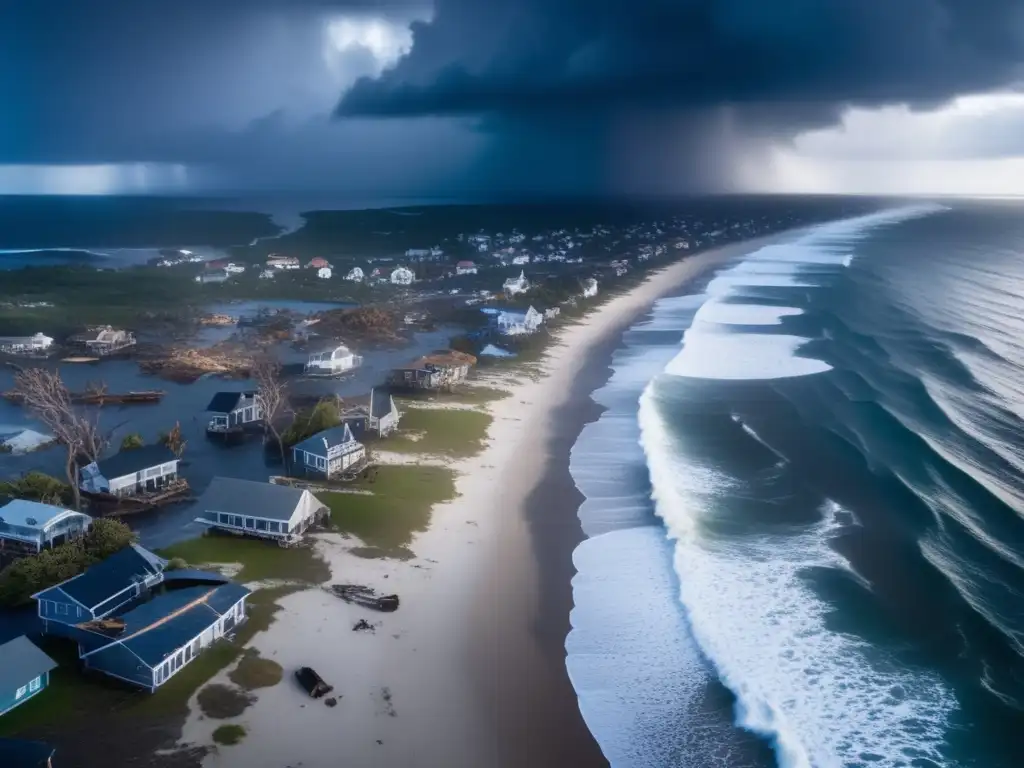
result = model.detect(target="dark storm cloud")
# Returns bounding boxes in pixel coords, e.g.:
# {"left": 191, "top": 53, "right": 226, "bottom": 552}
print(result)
{"left": 336, "top": 0, "right": 1024, "bottom": 119}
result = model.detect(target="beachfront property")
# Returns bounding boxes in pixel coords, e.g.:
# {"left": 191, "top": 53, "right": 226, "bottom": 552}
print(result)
{"left": 193, "top": 477, "right": 329, "bottom": 543}
{"left": 455, "top": 260, "right": 478, "bottom": 275}
{"left": 342, "top": 388, "right": 401, "bottom": 438}
{"left": 0, "top": 500, "right": 92, "bottom": 556}
{"left": 267, "top": 255, "right": 300, "bottom": 269}
{"left": 387, "top": 350, "right": 476, "bottom": 391}
{"left": 291, "top": 424, "right": 367, "bottom": 479}
{"left": 317, "top": 267, "right": 332, "bottom": 279}
{"left": 582, "top": 277, "right": 599, "bottom": 298}
{"left": 79, "top": 444, "right": 179, "bottom": 498}
{"left": 502, "top": 270, "right": 530, "bottom": 296}
{"left": 0, "top": 637, "right": 57, "bottom": 717}
{"left": 494, "top": 306, "right": 544, "bottom": 336}
{"left": 0, "top": 738, "right": 56, "bottom": 767}
{"left": 77, "top": 579, "right": 250, "bottom": 692}
{"left": 33, "top": 544, "right": 168, "bottom": 639}
{"left": 345, "top": 267, "right": 365, "bottom": 282}
{"left": 0, "top": 333, "right": 54, "bottom": 356}
{"left": 205, "top": 390, "right": 263, "bottom": 435}
{"left": 390, "top": 266, "right": 415, "bottom": 285}
{"left": 304, "top": 343, "right": 362, "bottom": 377}
{"left": 543, "top": 306, "right": 561, "bottom": 320}
{"left": 80, "top": 326, "right": 136, "bottom": 356}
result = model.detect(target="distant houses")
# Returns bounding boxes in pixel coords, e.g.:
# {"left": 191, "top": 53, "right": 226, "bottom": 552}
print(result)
{"left": 345, "top": 267, "right": 364, "bottom": 282}
{"left": 0, "top": 637, "right": 57, "bottom": 716}
{"left": 304, "top": 344, "right": 362, "bottom": 378}
{"left": 0, "top": 500, "right": 92, "bottom": 556}
{"left": 390, "top": 267, "right": 415, "bottom": 286}
{"left": 342, "top": 388, "right": 401, "bottom": 438}
{"left": 455, "top": 260, "right": 478, "bottom": 275}
{"left": 79, "top": 444, "right": 179, "bottom": 499}
{"left": 494, "top": 306, "right": 544, "bottom": 336}
{"left": 205, "top": 391, "right": 263, "bottom": 435}
{"left": 0, "top": 333, "right": 54, "bottom": 356}
{"left": 291, "top": 424, "right": 367, "bottom": 479}
{"left": 267, "top": 255, "right": 300, "bottom": 269}
{"left": 194, "top": 477, "right": 329, "bottom": 543}
{"left": 502, "top": 270, "right": 529, "bottom": 296}
{"left": 581, "top": 277, "right": 599, "bottom": 298}
{"left": 387, "top": 350, "right": 476, "bottom": 391}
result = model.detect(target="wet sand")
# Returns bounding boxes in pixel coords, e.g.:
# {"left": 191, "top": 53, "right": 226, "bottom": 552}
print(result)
{"left": 174, "top": 237, "right": 775, "bottom": 768}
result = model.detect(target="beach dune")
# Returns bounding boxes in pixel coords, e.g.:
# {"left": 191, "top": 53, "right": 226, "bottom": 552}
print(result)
{"left": 176, "top": 237, "right": 771, "bottom": 768}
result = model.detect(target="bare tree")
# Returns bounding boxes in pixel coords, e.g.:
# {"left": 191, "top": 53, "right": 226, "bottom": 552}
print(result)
{"left": 252, "top": 355, "right": 288, "bottom": 465}
{"left": 11, "top": 368, "right": 106, "bottom": 510}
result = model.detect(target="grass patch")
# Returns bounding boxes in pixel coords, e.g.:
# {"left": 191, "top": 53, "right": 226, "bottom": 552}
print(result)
{"left": 229, "top": 649, "right": 283, "bottom": 691}
{"left": 212, "top": 724, "right": 248, "bottom": 746}
{"left": 197, "top": 683, "right": 254, "bottom": 719}
{"left": 384, "top": 407, "right": 492, "bottom": 457}
{"left": 395, "top": 386, "right": 510, "bottom": 406}
{"left": 318, "top": 465, "right": 457, "bottom": 558}
{"left": 157, "top": 536, "right": 330, "bottom": 584}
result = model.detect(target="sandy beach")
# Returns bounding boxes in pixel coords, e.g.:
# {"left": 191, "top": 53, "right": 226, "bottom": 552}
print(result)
{"left": 174, "top": 237, "right": 770, "bottom": 768}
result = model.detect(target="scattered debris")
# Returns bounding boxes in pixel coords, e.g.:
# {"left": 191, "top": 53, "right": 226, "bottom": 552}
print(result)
{"left": 324, "top": 697, "right": 339, "bottom": 708}
{"left": 380, "top": 687, "right": 396, "bottom": 717}
{"left": 352, "top": 619, "right": 377, "bottom": 633}
{"left": 295, "top": 666, "right": 334, "bottom": 699}
{"left": 328, "top": 584, "right": 400, "bottom": 613}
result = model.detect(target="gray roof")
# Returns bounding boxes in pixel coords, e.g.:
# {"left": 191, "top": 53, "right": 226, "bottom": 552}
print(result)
{"left": 0, "top": 636, "right": 57, "bottom": 695}
{"left": 196, "top": 477, "right": 309, "bottom": 522}
{"left": 96, "top": 444, "right": 176, "bottom": 481}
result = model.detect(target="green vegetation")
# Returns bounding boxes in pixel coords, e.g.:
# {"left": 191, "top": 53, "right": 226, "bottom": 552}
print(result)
{"left": 385, "top": 407, "right": 492, "bottom": 457}
{"left": 0, "top": 471, "right": 72, "bottom": 506}
{"left": 197, "top": 683, "right": 254, "bottom": 719}
{"left": 0, "top": 519, "right": 136, "bottom": 606}
{"left": 229, "top": 649, "right": 284, "bottom": 690}
{"left": 119, "top": 433, "right": 145, "bottom": 451}
{"left": 165, "top": 556, "right": 188, "bottom": 571}
{"left": 157, "top": 535, "right": 330, "bottom": 584}
{"left": 318, "top": 465, "right": 458, "bottom": 558}
{"left": 395, "top": 386, "right": 510, "bottom": 407}
{"left": 280, "top": 398, "right": 342, "bottom": 447}
{"left": 213, "top": 724, "right": 248, "bottom": 746}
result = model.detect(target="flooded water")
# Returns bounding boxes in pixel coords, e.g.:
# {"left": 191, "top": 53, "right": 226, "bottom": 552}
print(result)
{"left": 194, "top": 299, "right": 355, "bottom": 347}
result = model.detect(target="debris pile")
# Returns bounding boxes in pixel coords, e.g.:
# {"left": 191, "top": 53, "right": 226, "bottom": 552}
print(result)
{"left": 329, "top": 584, "right": 400, "bottom": 613}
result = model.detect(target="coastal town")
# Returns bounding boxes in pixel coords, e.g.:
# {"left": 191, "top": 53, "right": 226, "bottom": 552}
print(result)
{"left": 0, "top": 200, "right": 863, "bottom": 767}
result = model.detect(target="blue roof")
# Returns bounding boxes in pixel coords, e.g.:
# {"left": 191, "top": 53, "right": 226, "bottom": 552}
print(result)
{"left": 36, "top": 545, "right": 166, "bottom": 610}
{"left": 90, "top": 583, "right": 250, "bottom": 668}
{"left": 292, "top": 424, "right": 357, "bottom": 456}
{"left": 161, "top": 569, "right": 230, "bottom": 586}
{"left": 96, "top": 444, "right": 176, "bottom": 481}
{"left": 0, "top": 636, "right": 56, "bottom": 694}
{"left": 0, "top": 738, "right": 55, "bottom": 767}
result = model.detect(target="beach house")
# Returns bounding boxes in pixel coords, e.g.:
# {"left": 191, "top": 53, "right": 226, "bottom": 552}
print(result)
{"left": 387, "top": 350, "right": 476, "bottom": 391}
{"left": 0, "top": 637, "right": 57, "bottom": 716}
{"left": 205, "top": 391, "right": 263, "bottom": 435}
{"left": 0, "top": 333, "right": 54, "bottom": 356}
{"left": 345, "top": 267, "right": 364, "bottom": 282}
{"left": 455, "top": 260, "right": 478, "bottom": 275}
{"left": 0, "top": 500, "right": 92, "bottom": 556}
{"left": 267, "top": 255, "right": 300, "bottom": 269}
{"left": 495, "top": 306, "right": 544, "bottom": 336}
{"left": 317, "top": 267, "right": 332, "bottom": 279}
{"left": 33, "top": 544, "right": 168, "bottom": 639}
{"left": 291, "top": 424, "right": 367, "bottom": 479}
{"left": 80, "top": 326, "right": 136, "bottom": 356}
{"left": 79, "top": 444, "right": 179, "bottom": 498}
{"left": 390, "top": 266, "right": 415, "bottom": 285}
{"left": 193, "top": 477, "right": 329, "bottom": 543}
{"left": 502, "top": 270, "right": 529, "bottom": 296}
{"left": 342, "top": 388, "right": 401, "bottom": 438}
{"left": 582, "top": 277, "right": 599, "bottom": 298}
{"left": 304, "top": 344, "right": 362, "bottom": 377}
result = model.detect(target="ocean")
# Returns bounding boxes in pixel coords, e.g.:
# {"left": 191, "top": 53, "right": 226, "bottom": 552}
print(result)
{"left": 567, "top": 201, "right": 1024, "bottom": 768}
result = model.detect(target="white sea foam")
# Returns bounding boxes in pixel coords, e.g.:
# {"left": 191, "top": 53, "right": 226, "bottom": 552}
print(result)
{"left": 639, "top": 388, "right": 958, "bottom": 768}
{"left": 694, "top": 301, "right": 803, "bottom": 327}
{"left": 665, "top": 331, "right": 832, "bottom": 380}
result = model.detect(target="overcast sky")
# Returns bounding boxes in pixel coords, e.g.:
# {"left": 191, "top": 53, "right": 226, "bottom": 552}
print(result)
{"left": 4, "top": 0, "right": 1024, "bottom": 197}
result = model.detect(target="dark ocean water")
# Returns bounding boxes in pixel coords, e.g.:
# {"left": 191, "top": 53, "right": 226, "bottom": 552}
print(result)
{"left": 568, "top": 202, "right": 1024, "bottom": 768}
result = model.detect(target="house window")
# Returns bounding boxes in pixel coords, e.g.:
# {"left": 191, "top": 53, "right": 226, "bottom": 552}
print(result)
{"left": 218, "top": 512, "right": 230, "bottom": 525}
{"left": 233, "top": 515, "right": 244, "bottom": 528}
{"left": 15, "top": 685, "right": 27, "bottom": 700}
{"left": 255, "top": 519, "right": 268, "bottom": 531}
{"left": 28, "top": 676, "right": 40, "bottom": 692}
{"left": 244, "top": 518, "right": 255, "bottom": 529}
{"left": 268, "top": 521, "right": 279, "bottom": 533}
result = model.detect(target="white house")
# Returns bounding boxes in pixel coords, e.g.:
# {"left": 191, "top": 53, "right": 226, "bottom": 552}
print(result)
{"left": 267, "top": 255, "right": 300, "bottom": 269}
{"left": 391, "top": 267, "right": 415, "bottom": 286}
{"left": 345, "top": 267, "right": 364, "bottom": 282}
{"left": 543, "top": 307, "right": 561, "bottom": 320}
{"left": 317, "top": 267, "right": 332, "bottom": 279}
{"left": 79, "top": 444, "right": 179, "bottom": 498}
{"left": 582, "top": 278, "right": 599, "bottom": 298}
{"left": 511, "top": 254, "right": 530, "bottom": 265}
{"left": 495, "top": 306, "right": 544, "bottom": 336}
{"left": 304, "top": 344, "right": 362, "bottom": 377}
{"left": 503, "top": 270, "right": 530, "bottom": 296}
{"left": 193, "top": 477, "right": 329, "bottom": 543}
{"left": 205, "top": 391, "right": 263, "bottom": 434}
{"left": 224, "top": 263, "right": 246, "bottom": 274}
{"left": 455, "top": 260, "right": 478, "bottom": 275}
{"left": 0, "top": 500, "right": 92, "bottom": 554}
{"left": 0, "top": 333, "right": 54, "bottom": 355}
{"left": 259, "top": 269, "right": 276, "bottom": 280}
{"left": 290, "top": 424, "right": 367, "bottom": 480}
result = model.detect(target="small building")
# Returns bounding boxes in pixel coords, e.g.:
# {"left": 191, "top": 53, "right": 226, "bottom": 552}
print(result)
{"left": 205, "top": 391, "right": 263, "bottom": 434}
{"left": 345, "top": 267, "right": 364, "bottom": 282}
{"left": 193, "top": 477, "right": 329, "bottom": 543}
{"left": 308, "top": 257, "right": 331, "bottom": 269}
{"left": 582, "top": 277, "right": 599, "bottom": 298}
{"left": 317, "top": 267, "right": 332, "bottom": 279}
{"left": 387, "top": 350, "right": 476, "bottom": 391}
{"left": 502, "top": 270, "right": 529, "bottom": 296}
{"left": 0, "top": 738, "right": 56, "bottom": 767}
{"left": 0, "top": 500, "right": 92, "bottom": 555}
{"left": 78, "top": 582, "right": 251, "bottom": 692}
{"left": 543, "top": 306, "right": 561, "bottom": 320}
{"left": 495, "top": 306, "right": 544, "bottom": 336}
{"left": 34, "top": 544, "right": 168, "bottom": 638}
{"left": 0, "top": 333, "right": 54, "bottom": 356}
{"left": 342, "top": 389, "right": 401, "bottom": 438}
{"left": 304, "top": 344, "right": 362, "bottom": 377}
{"left": 224, "top": 263, "right": 246, "bottom": 274}
{"left": 267, "top": 255, "right": 300, "bottom": 269}
{"left": 259, "top": 269, "right": 276, "bottom": 280}
{"left": 291, "top": 424, "right": 367, "bottom": 479}
{"left": 455, "top": 260, "right": 478, "bottom": 275}
{"left": 390, "top": 267, "right": 415, "bottom": 286}
{"left": 0, "top": 637, "right": 57, "bottom": 717}
{"left": 82, "top": 326, "right": 136, "bottom": 356}
{"left": 79, "top": 444, "right": 179, "bottom": 498}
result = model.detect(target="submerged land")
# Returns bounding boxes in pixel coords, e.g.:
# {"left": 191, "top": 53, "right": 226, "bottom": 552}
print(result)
{"left": 0, "top": 197, "right": 876, "bottom": 767}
